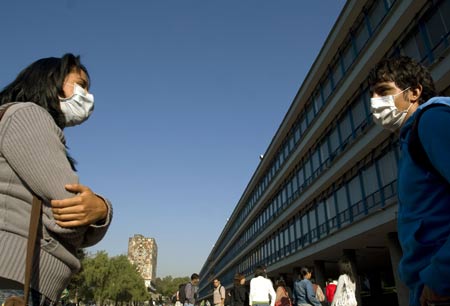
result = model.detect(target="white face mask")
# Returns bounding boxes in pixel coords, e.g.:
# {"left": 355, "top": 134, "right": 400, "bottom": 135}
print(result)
{"left": 370, "top": 88, "right": 411, "bottom": 131}
{"left": 60, "top": 83, "right": 94, "bottom": 127}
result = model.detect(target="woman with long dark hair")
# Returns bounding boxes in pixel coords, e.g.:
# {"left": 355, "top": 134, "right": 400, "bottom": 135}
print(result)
{"left": 292, "top": 267, "right": 321, "bottom": 306}
{"left": 330, "top": 258, "right": 357, "bottom": 306}
{"left": 0, "top": 54, "right": 112, "bottom": 306}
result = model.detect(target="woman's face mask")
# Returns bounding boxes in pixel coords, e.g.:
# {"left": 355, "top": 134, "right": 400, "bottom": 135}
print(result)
{"left": 370, "top": 88, "right": 411, "bottom": 131}
{"left": 60, "top": 83, "right": 94, "bottom": 127}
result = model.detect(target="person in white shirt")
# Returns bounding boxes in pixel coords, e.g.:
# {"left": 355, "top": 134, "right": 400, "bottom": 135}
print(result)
{"left": 249, "top": 266, "right": 276, "bottom": 306}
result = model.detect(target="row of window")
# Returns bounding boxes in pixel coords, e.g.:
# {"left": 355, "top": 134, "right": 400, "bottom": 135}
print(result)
{"left": 211, "top": 0, "right": 397, "bottom": 263}
{"left": 209, "top": 137, "right": 399, "bottom": 290}
{"left": 211, "top": 86, "right": 373, "bottom": 275}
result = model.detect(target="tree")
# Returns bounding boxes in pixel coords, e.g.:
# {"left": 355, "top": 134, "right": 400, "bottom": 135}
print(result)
{"left": 82, "top": 251, "right": 112, "bottom": 305}
{"left": 154, "top": 276, "right": 190, "bottom": 298}
{"left": 106, "top": 255, "right": 149, "bottom": 304}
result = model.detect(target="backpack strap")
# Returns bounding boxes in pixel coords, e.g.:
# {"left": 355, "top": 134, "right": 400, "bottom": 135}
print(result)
{"left": 408, "top": 103, "right": 447, "bottom": 176}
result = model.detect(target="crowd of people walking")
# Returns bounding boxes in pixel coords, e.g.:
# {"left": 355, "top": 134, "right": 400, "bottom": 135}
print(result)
{"left": 175, "top": 257, "right": 357, "bottom": 306}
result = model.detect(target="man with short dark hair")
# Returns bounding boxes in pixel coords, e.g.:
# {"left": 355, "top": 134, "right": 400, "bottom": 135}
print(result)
{"left": 185, "top": 273, "right": 200, "bottom": 306}
{"left": 369, "top": 56, "right": 450, "bottom": 306}
{"left": 213, "top": 278, "right": 226, "bottom": 306}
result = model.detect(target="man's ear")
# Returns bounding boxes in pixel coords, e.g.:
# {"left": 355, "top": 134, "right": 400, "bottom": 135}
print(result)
{"left": 409, "top": 84, "right": 423, "bottom": 103}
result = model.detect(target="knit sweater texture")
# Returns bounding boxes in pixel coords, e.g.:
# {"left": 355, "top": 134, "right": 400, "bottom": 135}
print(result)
{"left": 0, "top": 103, "right": 112, "bottom": 302}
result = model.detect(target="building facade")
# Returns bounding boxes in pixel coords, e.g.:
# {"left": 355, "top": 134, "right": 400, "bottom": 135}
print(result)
{"left": 128, "top": 234, "right": 158, "bottom": 289}
{"left": 198, "top": 1, "right": 450, "bottom": 305}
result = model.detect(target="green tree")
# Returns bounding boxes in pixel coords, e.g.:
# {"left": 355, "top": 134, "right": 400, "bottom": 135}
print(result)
{"left": 106, "top": 255, "right": 149, "bottom": 304}
{"left": 82, "top": 251, "right": 112, "bottom": 305}
{"left": 154, "top": 276, "right": 190, "bottom": 297}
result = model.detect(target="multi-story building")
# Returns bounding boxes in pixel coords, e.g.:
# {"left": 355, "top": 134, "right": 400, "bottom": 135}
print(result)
{"left": 198, "top": 1, "right": 450, "bottom": 305}
{"left": 128, "top": 234, "right": 158, "bottom": 289}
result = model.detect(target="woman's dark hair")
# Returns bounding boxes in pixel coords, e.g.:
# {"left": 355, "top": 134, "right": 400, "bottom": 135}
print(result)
{"left": 275, "top": 278, "right": 286, "bottom": 289}
{"left": 0, "top": 53, "right": 90, "bottom": 129}
{"left": 338, "top": 257, "right": 355, "bottom": 283}
{"left": 368, "top": 56, "right": 437, "bottom": 105}
{"left": 234, "top": 273, "right": 244, "bottom": 286}
{"left": 300, "top": 267, "right": 312, "bottom": 279}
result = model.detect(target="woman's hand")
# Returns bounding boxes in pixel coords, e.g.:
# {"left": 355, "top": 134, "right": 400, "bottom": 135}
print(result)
{"left": 51, "top": 184, "right": 108, "bottom": 228}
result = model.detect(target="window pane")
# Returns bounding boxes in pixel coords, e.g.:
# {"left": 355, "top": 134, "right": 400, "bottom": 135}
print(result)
{"left": 297, "top": 167, "right": 305, "bottom": 189}
{"left": 342, "top": 42, "right": 354, "bottom": 72}
{"left": 325, "top": 194, "right": 337, "bottom": 230}
{"left": 362, "top": 164, "right": 379, "bottom": 195}
{"left": 351, "top": 95, "right": 368, "bottom": 129}
{"left": 304, "top": 158, "right": 312, "bottom": 181}
{"left": 402, "top": 31, "right": 426, "bottom": 62}
{"left": 295, "top": 216, "right": 302, "bottom": 240}
{"left": 354, "top": 21, "right": 370, "bottom": 53}
{"left": 322, "top": 77, "right": 333, "bottom": 100}
{"left": 301, "top": 214, "right": 309, "bottom": 244}
{"left": 368, "top": 0, "right": 387, "bottom": 31}
{"left": 306, "top": 102, "right": 315, "bottom": 124}
{"left": 294, "top": 124, "right": 301, "bottom": 143}
{"left": 348, "top": 174, "right": 363, "bottom": 205}
{"left": 329, "top": 128, "right": 340, "bottom": 154}
{"left": 300, "top": 114, "right": 308, "bottom": 135}
{"left": 331, "top": 60, "right": 343, "bottom": 86}
{"left": 377, "top": 150, "right": 398, "bottom": 186}
{"left": 313, "top": 92, "right": 323, "bottom": 113}
{"left": 317, "top": 201, "right": 326, "bottom": 226}
{"left": 311, "top": 147, "right": 321, "bottom": 174}
{"left": 425, "top": 8, "right": 447, "bottom": 49}
{"left": 338, "top": 112, "right": 353, "bottom": 143}
{"left": 309, "top": 209, "right": 317, "bottom": 230}
{"left": 336, "top": 185, "right": 348, "bottom": 213}
{"left": 441, "top": 0, "right": 450, "bottom": 31}
{"left": 320, "top": 139, "right": 330, "bottom": 164}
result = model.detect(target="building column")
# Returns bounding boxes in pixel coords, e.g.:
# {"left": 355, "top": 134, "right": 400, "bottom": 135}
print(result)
{"left": 342, "top": 249, "right": 362, "bottom": 306}
{"left": 387, "top": 232, "right": 409, "bottom": 306}
{"left": 313, "top": 260, "right": 326, "bottom": 288}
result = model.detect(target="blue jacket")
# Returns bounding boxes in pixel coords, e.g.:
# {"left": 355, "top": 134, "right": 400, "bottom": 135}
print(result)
{"left": 397, "top": 97, "right": 450, "bottom": 305}
{"left": 293, "top": 279, "right": 321, "bottom": 306}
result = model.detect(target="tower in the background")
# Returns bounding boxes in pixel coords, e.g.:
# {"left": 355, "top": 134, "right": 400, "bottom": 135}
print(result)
{"left": 128, "top": 234, "right": 158, "bottom": 288}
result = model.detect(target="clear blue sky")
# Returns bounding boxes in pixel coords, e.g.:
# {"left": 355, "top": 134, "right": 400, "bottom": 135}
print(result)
{"left": 0, "top": 0, "right": 346, "bottom": 277}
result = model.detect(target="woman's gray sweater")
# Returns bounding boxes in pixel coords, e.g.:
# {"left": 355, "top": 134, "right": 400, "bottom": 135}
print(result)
{"left": 0, "top": 103, "right": 112, "bottom": 301}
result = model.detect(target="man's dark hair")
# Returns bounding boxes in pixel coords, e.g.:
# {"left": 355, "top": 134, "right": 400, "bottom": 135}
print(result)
{"left": 0, "top": 53, "right": 90, "bottom": 129}
{"left": 254, "top": 266, "right": 265, "bottom": 277}
{"left": 368, "top": 56, "right": 437, "bottom": 105}
{"left": 191, "top": 273, "right": 199, "bottom": 280}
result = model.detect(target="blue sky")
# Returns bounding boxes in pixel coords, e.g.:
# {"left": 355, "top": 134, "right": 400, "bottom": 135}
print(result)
{"left": 0, "top": 0, "right": 346, "bottom": 277}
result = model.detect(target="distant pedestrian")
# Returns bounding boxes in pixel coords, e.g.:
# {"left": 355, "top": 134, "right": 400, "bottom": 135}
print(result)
{"left": 274, "top": 279, "right": 292, "bottom": 306}
{"left": 293, "top": 267, "right": 321, "bottom": 306}
{"left": 232, "top": 273, "right": 248, "bottom": 306}
{"left": 325, "top": 279, "right": 337, "bottom": 305}
{"left": 213, "top": 278, "right": 226, "bottom": 306}
{"left": 185, "top": 274, "right": 200, "bottom": 306}
{"left": 249, "top": 266, "right": 276, "bottom": 306}
{"left": 330, "top": 258, "right": 357, "bottom": 306}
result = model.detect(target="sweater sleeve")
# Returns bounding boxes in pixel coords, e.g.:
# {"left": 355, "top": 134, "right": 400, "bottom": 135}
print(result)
{"left": 418, "top": 106, "right": 450, "bottom": 294}
{"left": 0, "top": 103, "right": 111, "bottom": 247}
{"left": 0, "top": 104, "right": 78, "bottom": 202}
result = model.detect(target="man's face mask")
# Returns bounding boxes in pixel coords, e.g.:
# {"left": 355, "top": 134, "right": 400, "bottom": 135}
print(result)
{"left": 370, "top": 87, "right": 411, "bottom": 131}
{"left": 60, "top": 83, "right": 94, "bottom": 127}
